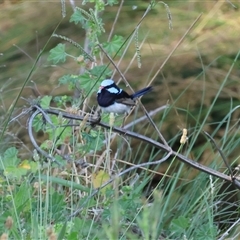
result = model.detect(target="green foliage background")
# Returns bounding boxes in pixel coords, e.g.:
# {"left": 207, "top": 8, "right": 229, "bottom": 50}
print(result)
{"left": 0, "top": 0, "right": 240, "bottom": 239}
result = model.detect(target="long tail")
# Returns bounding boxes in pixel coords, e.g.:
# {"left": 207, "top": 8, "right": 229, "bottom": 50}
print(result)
{"left": 131, "top": 86, "right": 153, "bottom": 99}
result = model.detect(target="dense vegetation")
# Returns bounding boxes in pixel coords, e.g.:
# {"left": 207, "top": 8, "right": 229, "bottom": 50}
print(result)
{"left": 1, "top": 0, "right": 240, "bottom": 239}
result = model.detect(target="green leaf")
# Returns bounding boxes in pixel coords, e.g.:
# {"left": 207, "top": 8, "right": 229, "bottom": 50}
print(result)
{"left": 70, "top": 9, "right": 86, "bottom": 26}
{"left": 39, "top": 115, "right": 72, "bottom": 147}
{"left": 170, "top": 216, "right": 190, "bottom": 232}
{"left": 48, "top": 43, "right": 67, "bottom": 64}
{"left": 13, "top": 181, "right": 31, "bottom": 209}
{"left": 78, "top": 73, "right": 98, "bottom": 94}
{"left": 4, "top": 166, "right": 27, "bottom": 179}
{"left": 53, "top": 95, "right": 73, "bottom": 107}
{"left": 40, "top": 95, "right": 52, "bottom": 108}
{"left": 107, "top": 0, "right": 118, "bottom": 6}
{"left": 29, "top": 161, "right": 39, "bottom": 173}
{"left": 3, "top": 147, "right": 18, "bottom": 161}
{"left": 102, "top": 35, "right": 124, "bottom": 56}
{"left": 67, "top": 232, "right": 78, "bottom": 240}
{"left": 82, "top": 130, "right": 104, "bottom": 151}
{"left": 59, "top": 74, "right": 79, "bottom": 90}
{"left": 194, "top": 224, "right": 218, "bottom": 240}
{"left": 95, "top": 0, "right": 105, "bottom": 11}
{"left": 71, "top": 217, "right": 98, "bottom": 238}
{"left": 1, "top": 147, "right": 19, "bottom": 169}
{"left": 32, "top": 115, "right": 44, "bottom": 132}
{"left": 89, "top": 65, "right": 112, "bottom": 79}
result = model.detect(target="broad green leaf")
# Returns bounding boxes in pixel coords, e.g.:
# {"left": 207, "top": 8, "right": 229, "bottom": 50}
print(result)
{"left": 48, "top": 43, "right": 67, "bottom": 64}
{"left": 1, "top": 147, "right": 19, "bottom": 169}
{"left": 3, "top": 147, "right": 18, "bottom": 160}
{"left": 78, "top": 73, "right": 98, "bottom": 94}
{"left": 82, "top": 130, "right": 104, "bottom": 151}
{"left": 102, "top": 35, "right": 124, "bottom": 56}
{"left": 70, "top": 9, "right": 86, "bottom": 26}
{"left": 89, "top": 65, "right": 112, "bottom": 79}
{"left": 170, "top": 216, "right": 190, "bottom": 232}
{"left": 14, "top": 181, "right": 31, "bottom": 209}
{"left": 67, "top": 232, "right": 78, "bottom": 240}
{"left": 59, "top": 74, "right": 78, "bottom": 90}
{"left": 195, "top": 223, "right": 218, "bottom": 240}
{"left": 40, "top": 95, "right": 52, "bottom": 108}
{"left": 4, "top": 166, "right": 27, "bottom": 179}
{"left": 32, "top": 115, "right": 44, "bottom": 132}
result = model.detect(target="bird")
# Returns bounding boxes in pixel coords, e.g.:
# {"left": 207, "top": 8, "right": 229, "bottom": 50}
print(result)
{"left": 97, "top": 79, "right": 152, "bottom": 114}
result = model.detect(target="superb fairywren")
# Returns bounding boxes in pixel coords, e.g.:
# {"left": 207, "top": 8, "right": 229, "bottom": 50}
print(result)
{"left": 97, "top": 79, "right": 152, "bottom": 114}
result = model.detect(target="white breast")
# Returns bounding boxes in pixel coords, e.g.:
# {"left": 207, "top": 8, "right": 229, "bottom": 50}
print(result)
{"left": 101, "top": 102, "right": 131, "bottom": 114}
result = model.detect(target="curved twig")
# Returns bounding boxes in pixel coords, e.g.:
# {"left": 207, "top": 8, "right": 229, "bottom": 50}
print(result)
{"left": 28, "top": 109, "right": 61, "bottom": 165}
{"left": 26, "top": 104, "right": 240, "bottom": 219}
{"left": 28, "top": 105, "right": 234, "bottom": 183}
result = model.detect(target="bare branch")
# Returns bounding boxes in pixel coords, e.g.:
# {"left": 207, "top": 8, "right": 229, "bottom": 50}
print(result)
{"left": 27, "top": 104, "right": 232, "bottom": 183}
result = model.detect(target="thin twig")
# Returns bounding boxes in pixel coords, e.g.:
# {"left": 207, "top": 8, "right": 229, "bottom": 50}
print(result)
{"left": 218, "top": 217, "right": 240, "bottom": 240}
{"left": 124, "top": 105, "right": 168, "bottom": 129}
{"left": 9, "top": 108, "right": 31, "bottom": 124}
{"left": 225, "top": 0, "right": 237, "bottom": 8}
{"left": 108, "top": 0, "right": 124, "bottom": 41}
{"left": 13, "top": 44, "right": 34, "bottom": 61}
{"left": 103, "top": 105, "right": 168, "bottom": 144}
{"left": 29, "top": 105, "right": 233, "bottom": 183}
{"left": 204, "top": 131, "right": 233, "bottom": 177}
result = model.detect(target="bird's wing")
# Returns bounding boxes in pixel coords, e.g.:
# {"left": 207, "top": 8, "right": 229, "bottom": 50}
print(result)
{"left": 114, "top": 90, "right": 135, "bottom": 106}
{"left": 115, "top": 98, "right": 135, "bottom": 106}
